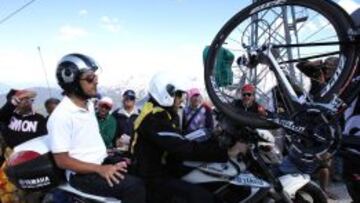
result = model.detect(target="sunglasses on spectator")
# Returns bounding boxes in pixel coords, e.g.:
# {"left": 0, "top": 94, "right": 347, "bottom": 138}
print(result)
{"left": 20, "top": 98, "right": 35, "bottom": 103}
{"left": 124, "top": 96, "right": 135, "bottom": 101}
{"left": 242, "top": 93, "right": 253, "bottom": 97}
{"left": 99, "top": 104, "right": 111, "bottom": 110}
{"left": 80, "top": 74, "right": 98, "bottom": 83}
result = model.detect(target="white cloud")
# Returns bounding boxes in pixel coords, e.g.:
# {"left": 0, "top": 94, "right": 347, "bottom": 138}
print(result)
{"left": 57, "top": 25, "right": 88, "bottom": 41}
{"left": 100, "top": 16, "right": 121, "bottom": 33}
{"left": 0, "top": 50, "right": 58, "bottom": 88}
{"left": 78, "top": 9, "right": 88, "bottom": 17}
{"left": 337, "top": 0, "right": 360, "bottom": 14}
{"left": 77, "top": 43, "right": 204, "bottom": 88}
{"left": 298, "top": 0, "right": 360, "bottom": 41}
{"left": 0, "top": 43, "right": 205, "bottom": 91}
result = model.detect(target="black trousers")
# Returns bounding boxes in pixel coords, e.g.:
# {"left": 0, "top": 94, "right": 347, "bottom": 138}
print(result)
{"left": 146, "top": 178, "right": 215, "bottom": 203}
{"left": 346, "top": 181, "right": 360, "bottom": 203}
{"left": 69, "top": 173, "right": 146, "bottom": 203}
{"left": 343, "top": 156, "right": 360, "bottom": 203}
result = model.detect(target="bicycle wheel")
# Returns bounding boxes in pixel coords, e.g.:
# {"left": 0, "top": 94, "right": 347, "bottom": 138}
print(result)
{"left": 205, "top": 0, "right": 358, "bottom": 128}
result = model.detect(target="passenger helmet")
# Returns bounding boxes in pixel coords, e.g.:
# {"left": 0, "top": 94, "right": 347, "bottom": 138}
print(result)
{"left": 148, "top": 72, "right": 189, "bottom": 107}
{"left": 257, "top": 129, "right": 283, "bottom": 164}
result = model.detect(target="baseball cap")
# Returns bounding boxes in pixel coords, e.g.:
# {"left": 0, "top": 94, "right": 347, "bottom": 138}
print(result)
{"left": 123, "top": 89, "right": 136, "bottom": 100}
{"left": 241, "top": 84, "right": 255, "bottom": 94}
{"left": 187, "top": 88, "right": 201, "bottom": 98}
{"left": 99, "top": 97, "right": 113, "bottom": 109}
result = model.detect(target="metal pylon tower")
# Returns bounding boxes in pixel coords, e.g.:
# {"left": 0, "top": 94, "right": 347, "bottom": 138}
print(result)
{"left": 250, "top": 0, "right": 308, "bottom": 87}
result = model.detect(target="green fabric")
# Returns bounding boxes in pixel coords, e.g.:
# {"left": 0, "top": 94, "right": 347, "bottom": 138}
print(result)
{"left": 97, "top": 113, "right": 117, "bottom": 149}
{"left": 203, "top": 46, "right": 235, "bottom": 87}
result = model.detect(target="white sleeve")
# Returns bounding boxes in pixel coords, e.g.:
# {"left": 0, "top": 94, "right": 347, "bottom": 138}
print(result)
{"left": 47, "top": 113, "right": 72, "bottom": 153}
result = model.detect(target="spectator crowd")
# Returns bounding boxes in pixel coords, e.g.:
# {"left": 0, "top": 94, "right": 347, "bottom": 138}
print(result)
{"left": 0, "top": 53, "right": 357, "bottom": 203}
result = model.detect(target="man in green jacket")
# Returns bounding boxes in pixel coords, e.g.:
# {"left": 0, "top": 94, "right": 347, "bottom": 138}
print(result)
{"left": 96, "top": 96, "right": 117, "bottom": 148}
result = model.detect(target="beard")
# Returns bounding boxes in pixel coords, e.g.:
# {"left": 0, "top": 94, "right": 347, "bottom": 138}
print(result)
{"left": 243, "top": 100, "right": 253, "bottom": 108}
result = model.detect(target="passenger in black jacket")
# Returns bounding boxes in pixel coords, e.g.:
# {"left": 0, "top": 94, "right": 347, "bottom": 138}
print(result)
{"left": 112, "top": 89, "right": 140, "bottom": 148}
{"left": 130, "top": 72, "right": 247, "bottom": 203}
{"left": 0, "top": 89, "right": 47, "bottom": 149}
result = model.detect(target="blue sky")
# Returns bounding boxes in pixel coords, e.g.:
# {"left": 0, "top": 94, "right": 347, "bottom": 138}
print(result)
{"left": 0, "top": 0, "right": 359, "bottom": 90}
{"left": 2, "top": 0, "right": 246, "bottom": 47}
{"left": 0, "top": 0, "right": 253, "bottom": 89}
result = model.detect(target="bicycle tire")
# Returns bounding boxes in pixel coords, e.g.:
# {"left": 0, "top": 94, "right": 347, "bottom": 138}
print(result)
{"left": 205, "top": 0, "right": 358, "bottom": 128}
{"left": 294, "top": 181, "right": 327, "bottom": 203}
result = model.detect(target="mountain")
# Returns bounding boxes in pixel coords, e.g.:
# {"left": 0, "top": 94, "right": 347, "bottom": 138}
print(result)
{"left": 0, "top": 83, "right": 11, "bottom": 94}
{"left": 0, "top": 80, "right": 210, "bottom": 115}
{"left": 0, "top": 84, "right": 150, "bottom": 115}
{"left": 0, "top": 87, "right": 63, "bottom": 115}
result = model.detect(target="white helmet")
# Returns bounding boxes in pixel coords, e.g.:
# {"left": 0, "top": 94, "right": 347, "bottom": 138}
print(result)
{"left": 257, "top": 129, "right": 275, "bottom": 146}
{"left": 148, "top": 72, "right": 189, "bottom": 107}
{"left": 257, "top": 129, "right": 283, "bottom": 164}
{"left": 99, "top": 96, "right": 114, "bottom": 109}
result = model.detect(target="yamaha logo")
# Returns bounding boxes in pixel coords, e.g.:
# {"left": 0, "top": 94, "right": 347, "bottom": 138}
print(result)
{"left": 18, "top": 176, "right": 51, "bottom": 188}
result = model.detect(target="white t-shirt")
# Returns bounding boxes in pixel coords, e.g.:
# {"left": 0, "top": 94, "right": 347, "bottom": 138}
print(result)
{"left": 47, "top": 96, "right": 107, "bottom": 179}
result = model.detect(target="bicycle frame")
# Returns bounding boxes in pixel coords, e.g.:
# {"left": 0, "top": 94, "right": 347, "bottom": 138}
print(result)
{"left": 254, "top": 44, "right": 360, "bottom": 135}
{"left": 339, "top": 56, "right": 360, "bottom": 108}
{"left": 266, "top": 48, "right": 301, "bottom": 106}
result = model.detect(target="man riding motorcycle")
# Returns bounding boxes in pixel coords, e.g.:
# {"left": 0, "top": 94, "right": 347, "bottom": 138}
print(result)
{"left": 48, "top": 53, "right": 145, "bottom": 203}
{"left": 130, "top": 72, "right": 248, "bottom": 203}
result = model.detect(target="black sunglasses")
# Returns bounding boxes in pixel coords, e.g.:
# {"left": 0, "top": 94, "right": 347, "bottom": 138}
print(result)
{"left": 242, "top": 93, "right": 253, "bottom": 97}
{"left": 99, "top": 103, "right": 111, "bottom": 110}
{"left": 124, "top": 96, "right": 136, "bottom": 101}
{"left": 80, "top": 74, "right": 97, "bottom": 83}
{"left": 20, "top": 98, "right": 35, "bottom": 103}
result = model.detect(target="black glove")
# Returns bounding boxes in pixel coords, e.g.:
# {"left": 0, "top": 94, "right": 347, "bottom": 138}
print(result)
{"left": 6, "top": 89, "right": 18, "bottom": 101}
{"left": 296, "top": 60, "right": 323, "bottom": 79}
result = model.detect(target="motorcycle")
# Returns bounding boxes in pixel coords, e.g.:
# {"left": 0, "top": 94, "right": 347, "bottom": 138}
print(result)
{"left": 4, "top": 129, "right": 328, "bottom": 203}
{"left": 178, "top": 120, "right": 327, "bottom": 203}
{"left": 4, "top": 135, "right": 121, "bottom": 203}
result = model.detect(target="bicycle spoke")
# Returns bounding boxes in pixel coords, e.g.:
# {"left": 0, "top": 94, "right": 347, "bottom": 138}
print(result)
{"left": 279, "top": 51, "right": 340, "bottom": 64}
{"left": 273, "top": 41, "right": 344, "bottom": 48}
{"left": 297, "top": 12, "right": 321, "bottom": 33}
{"left": 204, "top": 0, "right": 357, "bottom": 129}
{"left": 258, "top": 22, "right": 286, "bottom": 43}
{"left": 300, "top": 51, "right": 338, "bottom": 58}
{"left": 310, "top": 35, "right": 338, "bottom": 43}
{"left": 257, "top": 69, "right": 272, "bottom": 82}
{"left": 257, "top": 14, "right": 284, "bottom": 41}
{"left": 227, "top": 37, "right": 243, "bottom": 46}
{"left": 302, "top": 22, "right": 331, "bottom": 43}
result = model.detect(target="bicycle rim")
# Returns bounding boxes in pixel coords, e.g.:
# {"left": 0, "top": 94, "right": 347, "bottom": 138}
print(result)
{"left": 205, "top": 0, "right": 357, "bottom": 128}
